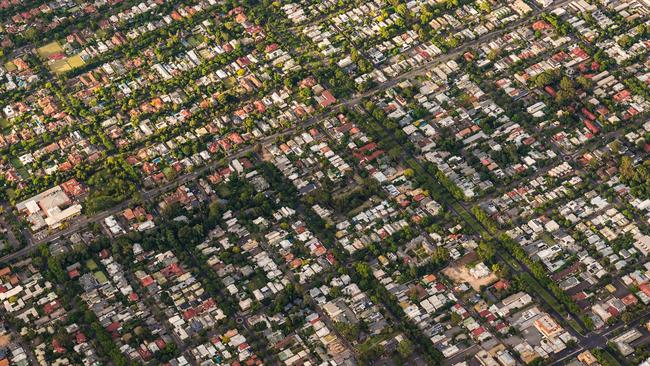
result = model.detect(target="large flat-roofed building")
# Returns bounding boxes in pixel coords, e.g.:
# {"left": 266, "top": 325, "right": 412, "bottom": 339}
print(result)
{"left": 534, "top": 314, "right": 563, "bottom": 338}
{"left": 16, "top": 182, "right": 83, "bottom": 231}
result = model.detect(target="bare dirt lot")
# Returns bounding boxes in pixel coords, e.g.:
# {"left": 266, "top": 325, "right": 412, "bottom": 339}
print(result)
{"left": 0, "top": 334, "right": 11, "bottom": 347}
{"left": 443, "top": 251, "right": 498, "bottom": 291}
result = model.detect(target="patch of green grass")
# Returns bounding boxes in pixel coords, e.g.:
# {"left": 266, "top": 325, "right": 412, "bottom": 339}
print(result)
{"left": 520, "top": 273, "right": 560, "bottom": 308}
{"left": 9, "top": 156, "right": 28, "bottom": 177}
{"left": 4, "top": 61, "right": 17, "bottom": 72}
{"left": 86, "top": 259, "right": 98, "bottom": 271}
{"left": 50, "top": 59, "right": 72, "bottom": 75}
{"left": 6, "top": 188, "right": 16, "bottom": 202}
{"left": 37, "top": 41, "right": 64, "bottom": 58}
{"left": 500, "top": 251, "right": 522, "bottom": 271}
{"left": 593, "top": 348, "right": 623, "bottom": 366}
{"left": 94, "top": 271, "right": 108, "bottom": 284}
{"left": 9, "top": 156, "right": 22, "bottom": 168}
{"left": 67, "top": 54, "right": 85, "bottom": 68}
{"left": 539, "top": 232, "right": 555, "bottom": 245}
{"left": 187, "top": 35, "right": 203, "bottom": 48}
{"left": 567, "top": 318, "right": 585, "bottom": 335}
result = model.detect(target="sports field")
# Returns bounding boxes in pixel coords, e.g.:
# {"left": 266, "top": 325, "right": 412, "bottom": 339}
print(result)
{"left": 37, "top": 41, "right": 86, "bottom": 75}
{"left": 37, "top": 41, "right": 64, "bottom": 58}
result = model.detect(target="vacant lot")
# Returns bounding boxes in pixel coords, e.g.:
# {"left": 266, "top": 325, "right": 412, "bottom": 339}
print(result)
{"left": 443, "top": 252, "right": 498, "bottom": 291}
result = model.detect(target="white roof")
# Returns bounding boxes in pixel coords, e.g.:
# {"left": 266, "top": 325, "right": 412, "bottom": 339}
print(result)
{"left": 25, "top": 200, "right": 40, "bottom": 214}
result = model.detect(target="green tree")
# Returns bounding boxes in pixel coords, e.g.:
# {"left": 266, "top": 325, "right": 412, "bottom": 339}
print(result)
{"left": 397, "top": 339, "right": 414, "bottom": 358}
{"left": 450, "top": 312, "right": 462, "bottom": 325}
{"left": 533, "top": 71, "right": 554, "bottom": 88}
{"left": 620, "top": 156, "right": 634, "bottom": 181}
{"left": 477, "top": 241, "right": 496, "bottom": 261}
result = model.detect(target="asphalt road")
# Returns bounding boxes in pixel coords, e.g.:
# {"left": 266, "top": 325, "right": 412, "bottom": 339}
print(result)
{"left": 0, "top": 0, "right": 584, "bottom": 264}
{"left": 549, "top": 312, "right": 650, "bottom": 365}
{"left": 0, "top": 3, "right": 645, "bottom": 366}
{"left": 0, "top": 2, "right": 647, "bottom": 364}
